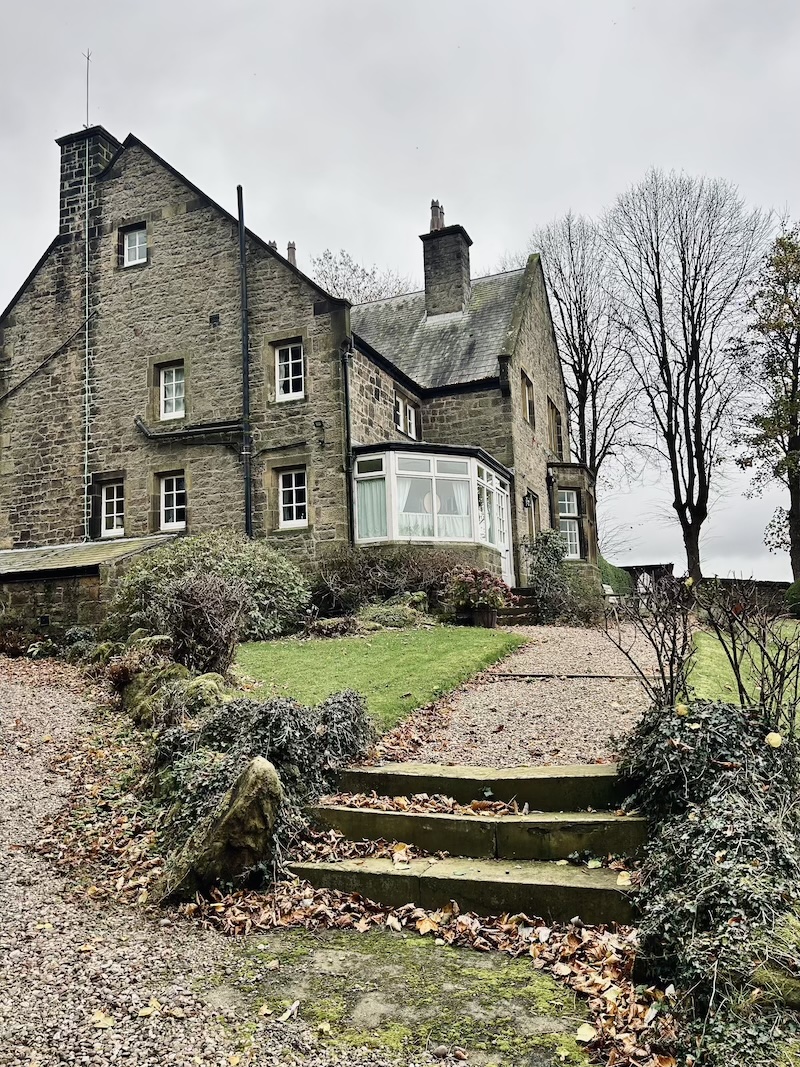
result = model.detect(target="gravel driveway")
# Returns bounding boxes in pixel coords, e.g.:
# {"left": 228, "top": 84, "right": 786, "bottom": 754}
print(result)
{"left": 386, "top": 626, "right": 653, "bottom": 768}
{"left": 0, "top": 658, "right": 425, "bottom": 1067}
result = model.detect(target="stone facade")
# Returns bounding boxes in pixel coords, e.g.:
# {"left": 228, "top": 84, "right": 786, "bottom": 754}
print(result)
{"left": 0, "top": 126, "right": 597, "bottom": 592}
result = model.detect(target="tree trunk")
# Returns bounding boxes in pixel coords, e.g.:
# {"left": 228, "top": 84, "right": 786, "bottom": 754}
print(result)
{"left": 682, "top": 525, "right": 703, "bottom": 583}
{"left": 789, "top": 473, "right": 800, "bottom": 583}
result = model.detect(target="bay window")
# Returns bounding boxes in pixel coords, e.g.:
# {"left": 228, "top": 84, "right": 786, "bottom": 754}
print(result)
{"left": 558, "top": 489, "right": 581, "bottom": 559}
{"left": 354, "top": 450, "right": 508, "bottom": 549}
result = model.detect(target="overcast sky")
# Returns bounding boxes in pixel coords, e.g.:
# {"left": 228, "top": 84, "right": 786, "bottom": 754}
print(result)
{"left": 1, "top": 0, "right": 797, "bottom": 579}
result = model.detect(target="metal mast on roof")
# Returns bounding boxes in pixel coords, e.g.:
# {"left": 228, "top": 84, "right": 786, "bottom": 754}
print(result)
{"left": 82, "top": 48, "right": 92, "bottom": 540}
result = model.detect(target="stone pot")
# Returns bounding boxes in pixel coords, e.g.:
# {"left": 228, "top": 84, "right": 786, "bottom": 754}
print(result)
{"left": 472, "top": 605, "right": 498, "bottom": 628}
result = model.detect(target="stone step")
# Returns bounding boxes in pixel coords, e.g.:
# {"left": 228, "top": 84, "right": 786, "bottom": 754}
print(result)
{"left": 336, "top": 763, "right": 626, "bottom": 811}
{"left": 289, "top": 856, "right": 633, "bottom": 925}
{"left": 310, "top": 805, "right": 647, "bottom": 860}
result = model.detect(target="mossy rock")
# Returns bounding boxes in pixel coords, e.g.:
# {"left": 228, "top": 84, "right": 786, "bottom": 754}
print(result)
{"left": 161, "top": 755, "right": 282, "bottom": 900}
{"left": 122, "top": 663, "right": 191, "bottom": 724}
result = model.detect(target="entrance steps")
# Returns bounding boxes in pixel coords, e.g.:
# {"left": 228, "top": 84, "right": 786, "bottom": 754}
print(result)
{"left": 290, "top": 762, "right": 641, "bottom": 926}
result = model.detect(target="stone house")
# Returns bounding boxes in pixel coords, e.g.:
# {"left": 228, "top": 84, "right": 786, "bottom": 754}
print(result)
{"left": 0, "top": 125, "right": 597, "bottom": 619}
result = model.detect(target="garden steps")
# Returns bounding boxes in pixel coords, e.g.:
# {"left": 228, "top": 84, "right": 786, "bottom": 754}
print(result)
{"left": 309, "top": 804, "right": 647, "bottom": 860}
{"left": 289, "top": 855, "right": 634, "bottom": 926}
{"left": 292, "top": 762, "right": 641, "bottom": 925}
{"left": 336, "top": 761, "right": 627, "bottom": 810}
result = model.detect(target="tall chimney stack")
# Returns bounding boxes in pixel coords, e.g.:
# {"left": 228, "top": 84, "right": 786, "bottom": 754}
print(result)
{"left": 420, "top": 200, "right": 472, "bottom": 316}
{"left": 55, "top": 126, "right": 121, "bottom": 238}
{"left": 287, "top": 241, "right": 297, "bottom": 266}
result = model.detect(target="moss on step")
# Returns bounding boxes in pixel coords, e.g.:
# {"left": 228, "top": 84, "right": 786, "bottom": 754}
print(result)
{"left": 224, "top": 926, "right": 588, "bottom": 1065}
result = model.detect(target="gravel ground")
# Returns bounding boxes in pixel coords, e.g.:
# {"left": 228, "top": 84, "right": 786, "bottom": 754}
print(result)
{"left": 0, "top": 657, "right": 428, "bottom": 1067}
{"left": 395, "top": 626, "right": 654, "bottom": 768}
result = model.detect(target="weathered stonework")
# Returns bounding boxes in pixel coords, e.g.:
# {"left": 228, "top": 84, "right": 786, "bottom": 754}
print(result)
{"left": 0, "top": 127, "right": 597, "bottom": 607}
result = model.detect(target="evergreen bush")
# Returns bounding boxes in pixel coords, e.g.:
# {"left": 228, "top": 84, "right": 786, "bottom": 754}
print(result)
{"left": 106, "top": 531, "right": 310, "bottom": 641}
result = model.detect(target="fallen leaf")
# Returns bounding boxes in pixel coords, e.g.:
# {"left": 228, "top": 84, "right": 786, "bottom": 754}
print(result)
{"left": 265, "top": 959, "right": 280, "bottom": 971}
{"left": 616, "top": 871, "right": 632, "bottom": 886}
{"left": 386, "top": 915, "right": 402, "bottom": 932}
{"left": 258, "top": 1004, "right": 273, "bottom": 1017}
{"left": 91, "top": 1010, "right": 115, "bottom": 1029}
{"left": 575, "top": 1023, "right": 597, "bottom": 1043}
{"left": 277, "top": 1000, "right": 300, "bottom": 1023}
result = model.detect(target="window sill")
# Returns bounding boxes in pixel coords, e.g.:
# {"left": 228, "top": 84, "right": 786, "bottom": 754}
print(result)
{"left": 120, "top": 260, "right": 149, "bottom": 271}
{"left": 273, "top": 524, "right": 311, "bottom": 535}
{"left": 160, "top": 524, "right": 187, "bottom": 533}
{"left": 274, "top": 395, "right": 307, "bottom": 405}
{"left": 100, "top": 531, "right": 125, "bottom": 540}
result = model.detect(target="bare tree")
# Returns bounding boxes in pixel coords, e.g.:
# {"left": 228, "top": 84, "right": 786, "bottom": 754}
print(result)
{"left": 531, "top": 213, "right": 637, "bottom": 481}
{"left": 605, "top": 169, "right": 770, "bottom": 581}
{"left": 309, "top": 249, "right": 414, "bottom": 304}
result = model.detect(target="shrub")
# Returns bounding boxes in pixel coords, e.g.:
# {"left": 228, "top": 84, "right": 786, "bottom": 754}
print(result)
{"left": 357, "top": 601, "right": 425, "bottom": 629}
{"left": 444, "top": 567, "right": 512, "bottom": 610}
{"left": 153, "top": 573, "right": 247, "bottom": 674}
{"left": 106, "top": 531, "right": 310, "bottom": 641}
{"left": 599, "top": 555, "right": 633, "bottom": 596}
{"left": 0, "top": 611, "right": 37, "bottom": 657}
{"left": 788, "top": 579, "right": 800, "bottom": 619}
{"left": 312, "top": 544, "right": 464, "bottom": 615}
{"left": 158, "top": 689, "right": 375, "bottom": 866}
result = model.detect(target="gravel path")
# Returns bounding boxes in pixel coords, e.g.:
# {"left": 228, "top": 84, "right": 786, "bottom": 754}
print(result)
{"left": 390, "top": 626, "right": 653, "bottom": 768}
{"left": 0, "top": 657, "right": 426, "bottom": 1067}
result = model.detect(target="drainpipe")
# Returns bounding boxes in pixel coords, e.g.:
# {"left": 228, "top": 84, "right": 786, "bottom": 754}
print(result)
{"left": 237, "top": 185, "right": 253, "bottom": 538}
{"left": 546, "top": 470, "right": 556, "bottom": 530}
{"left": 340, "top": 337, "right": 355, "bottom": 544}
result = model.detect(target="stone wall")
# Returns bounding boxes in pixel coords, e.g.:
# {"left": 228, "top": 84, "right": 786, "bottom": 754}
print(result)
{"left": 0, "top": 132, "right": 351, "bottom": 568}
{"left": 1, "top": 572, "right": 106, "bottom": 630}
{"left": 508, "top": 259, "right": 574, "bottom": 583}
{"left": 422, "top": 387, "right": 513, "bottom": 466}
{"left": 349, "top": 348, "right": 422, "bottom": 447}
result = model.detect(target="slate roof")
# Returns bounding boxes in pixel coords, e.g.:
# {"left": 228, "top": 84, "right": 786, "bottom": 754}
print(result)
{"left": 0, "top": 536, "right": 174, "bottom": 577}
{"left": 350, "top": 269, "right": 526, "bottom": 390}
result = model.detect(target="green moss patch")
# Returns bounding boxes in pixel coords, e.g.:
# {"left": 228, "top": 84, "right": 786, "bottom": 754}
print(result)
{"left": 225, "top": 927, "right": 589, "bottom": 1065}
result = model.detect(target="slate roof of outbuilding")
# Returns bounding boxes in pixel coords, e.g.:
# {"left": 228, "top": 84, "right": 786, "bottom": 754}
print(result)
{"left": 350, "top": 269, "right": 526, "bottom": 390}
{"left": 0, "top": 536, "right": 174, "bottom": 576}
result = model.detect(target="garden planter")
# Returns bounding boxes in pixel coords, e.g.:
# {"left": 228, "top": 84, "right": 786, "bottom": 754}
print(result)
{"left": 454, "top": 610, "right": 474, "bottom": 626}
{"left": 472, "top": 606, "right": 498, "bottom": 629}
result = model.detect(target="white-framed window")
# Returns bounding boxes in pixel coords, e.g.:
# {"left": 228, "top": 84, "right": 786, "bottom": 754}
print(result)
{"left": 122, "top": 227, "right": 147, "bottom": 267}
{"left": 101, "top": 482, "right": 125, "bottom": 538}
{"left": 160, "top": 473, "right": 187, "bottom": 531}
{"left": 160, "top": 364, "right": 185, "bottom": 420}
{"left": 558, "top": 489, "right": 581, "bottom": 559}
{"left": 394, "top": 393, "right": 420, "bottom": 440}
{"left": 353, "top": 451, "right": 507, "bottom": 548}
{"left": 522, "top": 372, "right": 535, "bottom": 426}
{"left": 279, "top": 468, "right": 308, "bottom": 528}
{"left": 276, "top": 342, "right": 304, "bottom": 401}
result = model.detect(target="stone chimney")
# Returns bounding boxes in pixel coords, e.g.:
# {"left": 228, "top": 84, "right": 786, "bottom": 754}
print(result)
{"left": 55, "top": 126, "right": 121, "bottom": 238}
{"left": 287, "top": 241, "right": 296, "bottom": 266}
{"left": 420, "top": 200, "right": 472, "bottom": 316}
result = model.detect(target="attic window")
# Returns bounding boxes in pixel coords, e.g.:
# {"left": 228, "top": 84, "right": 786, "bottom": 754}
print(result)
{"left": 122, "top": 225, "right": 147, "bottom": 267}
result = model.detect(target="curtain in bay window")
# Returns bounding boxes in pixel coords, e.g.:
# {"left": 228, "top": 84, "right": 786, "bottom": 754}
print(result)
{"left": 356, "top": 478, "right": 387, "bottom": 539}
{"left": 397, "top": 477, "right": 434, "bottom": 537}
{"left": 437, "top": 479, "right": 471, "bottom": 539}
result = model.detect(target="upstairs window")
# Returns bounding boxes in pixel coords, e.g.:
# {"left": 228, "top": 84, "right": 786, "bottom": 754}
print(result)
{"left": 394, "top": 393, "right": 420, "bottom": 440}
{"left": 548, "top": 398, "right": 565, "bottom": 460}
{"left": 160, "top": 473, "right": 187, "bottom": 531}
{"left": 276, "top": 342, "right": 304, "bottom": 401}
{"left": 279, "top": 468, "right": 308, "bottom": 528}
{"left": 522, "top": 372, "right": 535, "bottom": 427}
{"left": 558, "top": 489, "right": 580, "bottom": 559}
{"left": 101, "top": 482, "right": 125, "bottom": 538}
{"left": 160, "top": 364, "right": 185, "bottom": 420}
{"left": 122, "top": 226, "right": 147, "bottom": 267}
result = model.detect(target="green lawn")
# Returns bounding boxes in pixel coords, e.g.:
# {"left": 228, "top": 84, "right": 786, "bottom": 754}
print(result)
{"left": 689, "top": 631, "right": 742, "bottom": 701}
{"left": 237, "top": 626, "right": 525, "bottom": 729}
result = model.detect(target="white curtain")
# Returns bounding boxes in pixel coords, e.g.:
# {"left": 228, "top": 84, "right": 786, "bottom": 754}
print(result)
{"left": 397, "top": 477, "right": 433, "bottom": 537}
{"left": 437, "top": 479, "right": 471, "bottom": 539}
{"left": 356, "top": 478, "right": 387, "bottom": 539}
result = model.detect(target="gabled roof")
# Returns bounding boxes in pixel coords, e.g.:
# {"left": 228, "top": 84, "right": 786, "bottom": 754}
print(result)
{"left": 350, "top": 268, "right": 526, "bottom": 390}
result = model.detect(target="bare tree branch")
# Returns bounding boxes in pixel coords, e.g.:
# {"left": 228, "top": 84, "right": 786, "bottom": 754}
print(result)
{"left": 309, "top": 249, "right": 415, "bottom": 304}
{"left": 604, "top": 169, "right": 770, "bottom": 580}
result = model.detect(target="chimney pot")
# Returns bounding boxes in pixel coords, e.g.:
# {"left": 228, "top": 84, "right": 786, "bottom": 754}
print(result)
{"left": 287, "top": 241, "right": 297, "bottom": 266}
{"left": 268, "top": 239, "right": 277, "bottom": 250}
{"left": 430, "top": 199, "right": 445, "bottom": 232}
